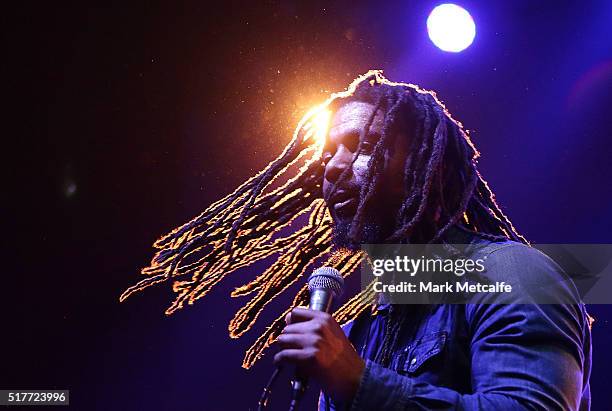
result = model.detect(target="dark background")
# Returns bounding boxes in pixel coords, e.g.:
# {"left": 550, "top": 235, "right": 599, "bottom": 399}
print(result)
{"left": 3, "top": 1, "right": 612, "bottom": 409}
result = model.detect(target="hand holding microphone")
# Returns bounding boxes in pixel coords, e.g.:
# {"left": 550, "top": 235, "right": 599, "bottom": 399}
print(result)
{"left": 274, "top": 268, "right": 365, "bottom": 407}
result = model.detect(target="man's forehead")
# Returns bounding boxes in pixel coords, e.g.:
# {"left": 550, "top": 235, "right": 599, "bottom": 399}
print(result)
{"left": 329, "top": 101, "right": 385, "bottom": 136}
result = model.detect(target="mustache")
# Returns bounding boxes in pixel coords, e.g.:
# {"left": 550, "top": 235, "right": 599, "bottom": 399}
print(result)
{"left": 324, "top": 182, "right": 360, "bottom": 204}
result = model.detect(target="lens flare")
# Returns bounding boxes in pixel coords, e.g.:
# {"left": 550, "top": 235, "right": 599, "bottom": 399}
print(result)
{"left": 312, "top": 109, "right": 331, "bottom": 147}
{"left": 302, "top": 107, "right": 331, "bottom": 151}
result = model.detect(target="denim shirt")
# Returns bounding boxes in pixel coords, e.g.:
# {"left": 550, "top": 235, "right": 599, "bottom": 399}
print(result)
{"left": 319, "top": 228, "right": 592, "bottom": 410}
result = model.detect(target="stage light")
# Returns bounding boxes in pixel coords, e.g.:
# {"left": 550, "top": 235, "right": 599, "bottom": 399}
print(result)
{"left": 313, "top": 110, "right": 331, "bottom": 146}
{"left": 302, "top": 108, "right": 331, "bottom": 150}
{"left": 427, "top": 3, "right": 476, "bottom": 52}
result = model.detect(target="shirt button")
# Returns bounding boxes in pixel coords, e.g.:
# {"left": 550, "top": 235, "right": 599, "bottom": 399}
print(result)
{"left": 410, "top": 357, "right": 417, "bottom": 365}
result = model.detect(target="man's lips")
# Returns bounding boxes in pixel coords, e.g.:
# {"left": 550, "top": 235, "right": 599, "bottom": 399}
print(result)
{"left": 327, "top": 190, "right": 358, "bottom": 215}
{"left": 334, "top": 197, "right": 357, "bottom": 212}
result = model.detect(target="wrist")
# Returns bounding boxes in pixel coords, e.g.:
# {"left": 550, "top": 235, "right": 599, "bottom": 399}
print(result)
{"left": 330, "top": 356, "right": 365, "bottom": 404}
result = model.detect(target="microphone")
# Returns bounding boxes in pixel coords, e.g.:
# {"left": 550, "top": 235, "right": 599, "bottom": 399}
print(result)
{"left": 289, "top": 267, "right": 344, "bottom": 410}
{"left": 306, "top": 267, "right": 345, "bottom": 311}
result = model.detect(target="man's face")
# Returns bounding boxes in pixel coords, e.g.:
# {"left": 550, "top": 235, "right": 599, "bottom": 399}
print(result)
{"left": 322, "top": 101, "right": 408, "bottom": 248}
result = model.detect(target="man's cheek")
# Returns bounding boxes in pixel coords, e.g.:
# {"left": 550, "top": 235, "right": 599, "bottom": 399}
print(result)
{"left": 322, "top": 179, "right": 331, "bottom": 198}
{"left": 352, "top": 156, "right": 370, "bottom": 184}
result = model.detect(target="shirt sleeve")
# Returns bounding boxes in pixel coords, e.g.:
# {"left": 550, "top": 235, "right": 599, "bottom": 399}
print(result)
{"left": 348, "top": 244, "right": 590, "bottom": 411}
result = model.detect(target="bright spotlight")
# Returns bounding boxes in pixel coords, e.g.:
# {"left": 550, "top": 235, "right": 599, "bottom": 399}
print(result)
{"left": 313, "top": 110, "right": 331, "bottom": 144}
{"left": 427, "top": 3, "right": 476, "bottom": 52}
{"left": 303, "top": 108, "right": 331, "bottom": 149}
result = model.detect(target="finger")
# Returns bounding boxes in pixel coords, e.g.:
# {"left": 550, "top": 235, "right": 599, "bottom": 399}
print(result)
{"left": 276, "top": 333, "right": 301, "bottom": 349}
{"left": 290, "top": 307, "right": 329, "bottom": 323}
{"left": 277, "top": 333, "right": 316, "bottom": 349}
{"left": 273, "top": 349, "right": 311, "bottom": 366}
{"left": 281, "top": 320, "right": 319, "bottom": 335}
{"left": 286, "top": 306, "right": 311, "bottom": 324}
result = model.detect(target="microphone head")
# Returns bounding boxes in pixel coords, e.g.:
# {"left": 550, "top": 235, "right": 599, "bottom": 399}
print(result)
{"left": 308, "top": 267, "right": 344, "bottom": 298}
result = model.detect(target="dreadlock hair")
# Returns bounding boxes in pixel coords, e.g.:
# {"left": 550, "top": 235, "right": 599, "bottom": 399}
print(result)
{"left": 120, "top": 70, "right": 528, "bottom": 369}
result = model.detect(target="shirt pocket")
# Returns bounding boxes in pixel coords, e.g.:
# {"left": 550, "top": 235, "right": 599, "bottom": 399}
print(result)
{"left": 395, "top": 330, "right": 448, "bottom": 374}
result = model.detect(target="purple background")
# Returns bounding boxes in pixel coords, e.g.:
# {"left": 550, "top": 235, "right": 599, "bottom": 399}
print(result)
{"left": 4, "top": 1, "right": 612, "bottom": 409}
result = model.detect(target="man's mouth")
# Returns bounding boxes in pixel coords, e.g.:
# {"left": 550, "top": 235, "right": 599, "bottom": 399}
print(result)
{"left": 334, "top": 197, "right": 356, "bottom": 211}
{"left": 328, "top": 191, "right": 358, "bottom": 217}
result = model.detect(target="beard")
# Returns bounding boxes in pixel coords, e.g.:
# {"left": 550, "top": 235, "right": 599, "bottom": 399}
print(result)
{"left": 331, "top": 216, "right": 386, "bottom": 251}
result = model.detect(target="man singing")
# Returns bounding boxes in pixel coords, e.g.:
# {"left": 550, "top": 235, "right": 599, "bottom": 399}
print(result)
{"left": 275, "top": 74, "right": 592, "bottom": 410}
{"left": 123, "top": 71, "right": 591, "bottom": 410}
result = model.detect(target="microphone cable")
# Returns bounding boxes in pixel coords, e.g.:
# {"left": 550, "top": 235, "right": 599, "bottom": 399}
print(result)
{"left": 257, "top": 366, "right": 283, "bottom": 411}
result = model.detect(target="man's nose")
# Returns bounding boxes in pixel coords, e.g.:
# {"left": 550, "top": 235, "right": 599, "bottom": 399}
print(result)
{"left": 324, "top": 146, "right": 353, "bottom": 184}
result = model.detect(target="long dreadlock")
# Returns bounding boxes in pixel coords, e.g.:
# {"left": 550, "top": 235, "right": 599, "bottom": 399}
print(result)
{"left": 121, "top": 70, "right": 527, "bottom": 369}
